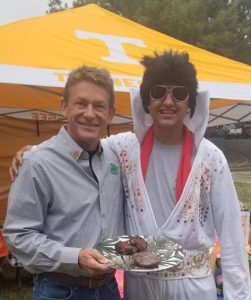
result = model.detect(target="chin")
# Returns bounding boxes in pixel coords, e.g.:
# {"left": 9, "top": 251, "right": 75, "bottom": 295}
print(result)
{"left": 79, "top": 128, "right": 99, "bottom": 137}
{"left": 81, "top": 133, "right": 99, "bottom": 142}
{"left": 158, "top": 120, "right": 176, "bottom": 127}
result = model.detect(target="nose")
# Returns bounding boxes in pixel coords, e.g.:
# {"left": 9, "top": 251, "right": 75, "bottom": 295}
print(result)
{"left": 162, "top": 91, "right": 174, "bottom": 104}
{"left": 83, "top": 104, "right": 95, "bottom": 119}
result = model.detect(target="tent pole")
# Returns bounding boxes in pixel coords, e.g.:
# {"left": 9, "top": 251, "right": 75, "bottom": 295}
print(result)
{"left": 36, "top": 120, "right": 40, "bottom": 137}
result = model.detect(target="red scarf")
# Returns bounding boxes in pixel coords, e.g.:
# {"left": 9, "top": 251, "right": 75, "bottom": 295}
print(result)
{"left": 141, "top": 126, "right": 193, "bottom": 201}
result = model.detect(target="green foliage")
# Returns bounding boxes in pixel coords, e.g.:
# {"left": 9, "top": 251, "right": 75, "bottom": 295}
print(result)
{"left": 47, "top": 0, "right": 251, "bottom": 64}
{"left": 46, "top": 0, "right": 69, "bottom": 13}
{"left": 72, "top": 0, "right": 97, "bottom": 7}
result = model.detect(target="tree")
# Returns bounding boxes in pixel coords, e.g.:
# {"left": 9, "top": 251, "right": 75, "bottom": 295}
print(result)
{"left": 47, "top": 0, "right": 69, "bottom": 13}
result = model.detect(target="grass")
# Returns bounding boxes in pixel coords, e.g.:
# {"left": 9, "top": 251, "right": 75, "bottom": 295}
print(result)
{"left": 0, "top": 259, "right": 32, "bottom": 300}
{"left": 0, "top": 281, "right": 32, "bottom": 300}
{"left": 235, "top": 182, "right": 251, "bottom": 210}
{"left": 223, "top": 138, "right": 251, "bottom": 209}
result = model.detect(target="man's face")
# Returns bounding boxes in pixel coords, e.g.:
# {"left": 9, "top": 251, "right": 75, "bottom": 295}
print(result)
{"left": 148, "top": 85, "right": 189, "bottom": 131}
{"left": 62, "top": 80, "right": 115, "bottom": 151}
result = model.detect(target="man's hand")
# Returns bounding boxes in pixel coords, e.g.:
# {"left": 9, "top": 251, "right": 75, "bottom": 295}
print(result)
{"left": 9, "top": 145, "right": 33, "bottom": 182}
{"left": 78, "top": 248, "right": 112, "bottom": 276}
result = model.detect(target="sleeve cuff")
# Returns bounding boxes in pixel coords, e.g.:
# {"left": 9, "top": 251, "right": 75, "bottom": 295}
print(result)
{"left": 60, "top": 246, "right": 81, "bottom": 265}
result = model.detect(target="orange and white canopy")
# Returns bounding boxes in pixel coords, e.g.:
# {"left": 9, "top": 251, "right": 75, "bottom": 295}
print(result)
{"left": 0, "top": 3, "right": 251, "bottom": 125}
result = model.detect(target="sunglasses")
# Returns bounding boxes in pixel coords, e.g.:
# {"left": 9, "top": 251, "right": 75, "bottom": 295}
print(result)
{"left": 150, "top": 85, "right": 189, "bottom": 103}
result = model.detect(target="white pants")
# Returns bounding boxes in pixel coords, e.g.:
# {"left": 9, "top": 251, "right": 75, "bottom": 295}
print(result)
{"left": 124, "top": 272, "right": 217, "bottom": 300}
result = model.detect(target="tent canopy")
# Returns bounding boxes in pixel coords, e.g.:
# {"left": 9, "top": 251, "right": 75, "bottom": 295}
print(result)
{"left": 0, "top": 3, "right": 251, "bottom": 125}
{"left": 1, "top": 4, "right": 251, "bottom": 223}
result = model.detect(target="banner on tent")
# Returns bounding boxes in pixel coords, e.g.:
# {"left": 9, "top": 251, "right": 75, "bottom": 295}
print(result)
{"left": 0, "top": 65, "right": 142, "bottom": 92}
{"left": 1, "top": 64, "right": 251, "bottom": 100}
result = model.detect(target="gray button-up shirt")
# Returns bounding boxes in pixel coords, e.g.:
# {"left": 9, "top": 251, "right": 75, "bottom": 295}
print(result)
{"left": 4, "top": 126, "right": 124, "bottom": 276}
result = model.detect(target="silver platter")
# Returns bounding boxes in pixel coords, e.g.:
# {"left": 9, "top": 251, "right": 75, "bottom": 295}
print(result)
{"left": 96, "top": 235, "right": 184, "bottom": 272}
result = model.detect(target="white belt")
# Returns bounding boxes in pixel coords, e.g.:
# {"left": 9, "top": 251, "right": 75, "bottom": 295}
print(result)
{"left": 135, "top": 249, "right": 211, "bottom": 280}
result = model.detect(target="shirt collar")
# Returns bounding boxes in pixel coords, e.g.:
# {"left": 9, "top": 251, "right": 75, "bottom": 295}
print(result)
{"left": 57, "top": 126, "right": 103, "bottom": 161}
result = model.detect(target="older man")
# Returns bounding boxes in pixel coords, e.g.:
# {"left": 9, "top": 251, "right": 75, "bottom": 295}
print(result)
{"left": 4, "top": 66, "right": 124, "bottom": 300}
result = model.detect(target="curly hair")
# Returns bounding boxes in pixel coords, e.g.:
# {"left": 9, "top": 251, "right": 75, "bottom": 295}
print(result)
{"left": 140, "top": 50, "right": 198, "bottom": 117}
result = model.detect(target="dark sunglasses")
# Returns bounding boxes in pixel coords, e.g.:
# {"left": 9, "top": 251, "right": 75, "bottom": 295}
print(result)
{"left": 150, "top": 85, "right": 189, "bottom": 103}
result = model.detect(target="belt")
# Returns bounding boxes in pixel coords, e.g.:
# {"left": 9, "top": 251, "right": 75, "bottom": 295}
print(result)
{"left": 44, "top": 271, "right": 115, "bottom": 289}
